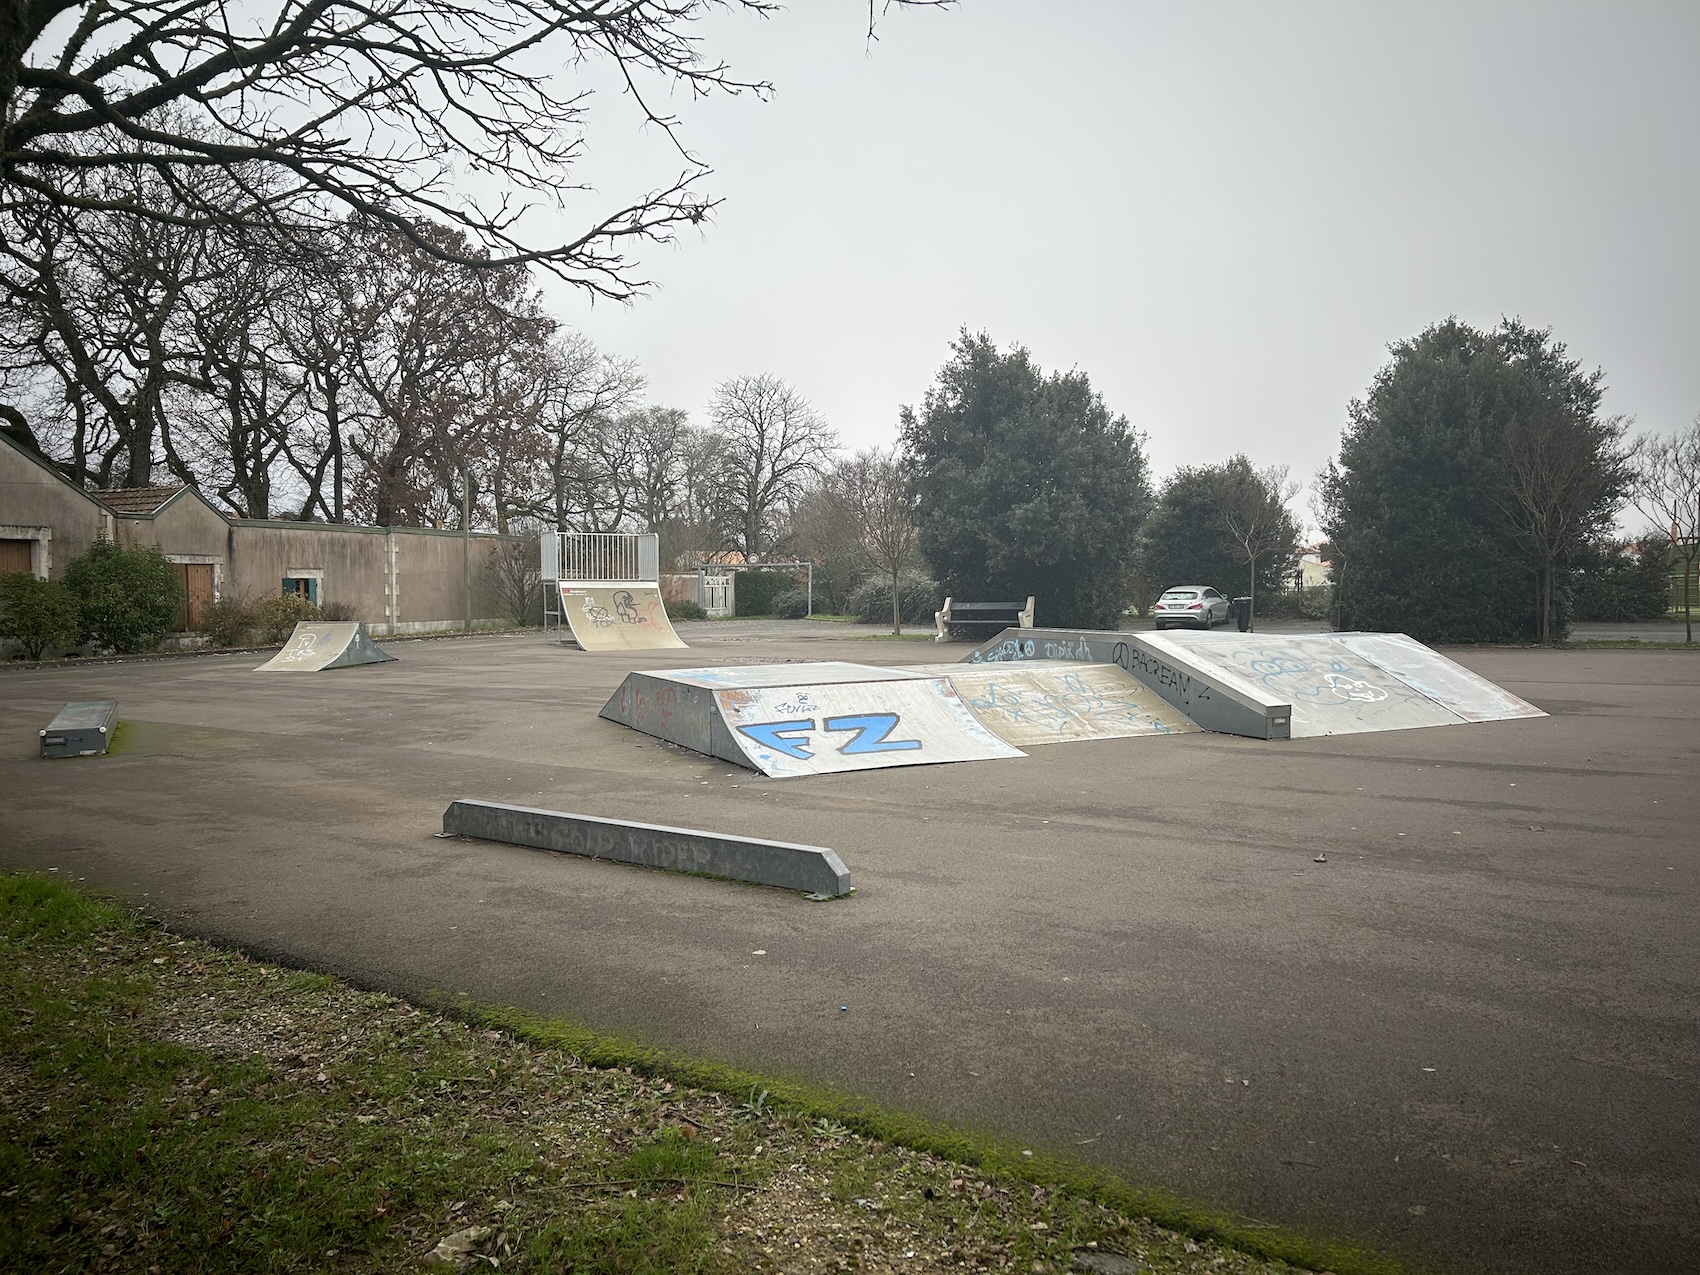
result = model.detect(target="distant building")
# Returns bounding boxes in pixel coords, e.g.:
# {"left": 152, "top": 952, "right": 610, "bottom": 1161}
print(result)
{"left": 0, "top": 430, "right": 521, "bottom": 636}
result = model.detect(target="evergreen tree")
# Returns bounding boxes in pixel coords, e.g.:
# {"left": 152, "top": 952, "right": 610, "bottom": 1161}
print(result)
{"left": 901, "top": 332, "right": 1152, "bottom": 630}
{"left": 1320, "top": 318, "right": 1622, "bottom": 643}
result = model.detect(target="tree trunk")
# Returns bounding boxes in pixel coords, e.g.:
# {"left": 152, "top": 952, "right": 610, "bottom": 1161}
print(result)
{"left": 1542, "top": 557, "right": 1554, "bottom": 646}
{"left": 1685, "top": 548, "right": 1695, "bottom": 645}
{"left": 891, "top": 566, "right": 901, "bottom": 636}
{"left": 1247, "top": 561, "right": 1256, "bottom": 633}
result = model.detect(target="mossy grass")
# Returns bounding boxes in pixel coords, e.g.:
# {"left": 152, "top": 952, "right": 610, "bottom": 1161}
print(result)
{"left": 3, "top": 872, "right": 1411, "bottom": 1275}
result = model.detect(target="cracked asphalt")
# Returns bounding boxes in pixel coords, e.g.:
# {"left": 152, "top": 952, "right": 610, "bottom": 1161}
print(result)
{"left": 1, "top": 626, "right": 1694, "bottom": 1274}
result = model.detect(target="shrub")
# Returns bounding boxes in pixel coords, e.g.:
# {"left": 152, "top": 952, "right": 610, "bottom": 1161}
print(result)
{"left": 197, "top": 595, "right": 258, "bottom": 647}
{"left": 665, "top": 597, "right": 707, "bottom": 621}
{"left": 733, "top": 569, "right": 797, "bottom": 617}
{"left": 319, "top": 600, "right": 357, "bottom": 622}
{"left": 0, "top": 572, "right": 82, "bottom": 659}
{"left": 255, "top": 593, "right": 322, "bottom": 643}
{"left": 1257, "top": 585, "right": 1332, "bottom": 621}
{"left": 851, "top": 572, "right": 942, "bottom": 626}
{"left": 1569, "top": 539, "right": 1671, "bottom": 623}
{"left": 773, "top": 588, "right": 811, "bottom": 619}
{"left": 60, "top": 540, "right": 182, "bottom": 653}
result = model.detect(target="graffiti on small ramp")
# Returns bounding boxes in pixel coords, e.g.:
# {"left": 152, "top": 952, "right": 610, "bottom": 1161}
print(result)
{"left": 255, "top": 622, "right": 396, "bottom": 672}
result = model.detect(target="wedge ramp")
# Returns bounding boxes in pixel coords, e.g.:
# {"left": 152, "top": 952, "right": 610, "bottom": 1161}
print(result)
{"left": 964, "top": 628, "right": 1291, "bottom": 738}
{"left": 255, "top": 622, "right": 396, "bottom": 672}
{"left": 906, "top": 660, "right": 1198, "bottom": 746}
{"left": 600, "top": 662, "right": 1024, "bottom": 778}
{"left": 1153, "top": 630, "right": 1545, "bottom": 737}
{"left": 559, "top": 582, "right": 687, "bottom": 651}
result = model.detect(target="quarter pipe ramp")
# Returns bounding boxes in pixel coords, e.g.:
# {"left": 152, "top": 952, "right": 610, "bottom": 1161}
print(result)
{"left": 254, "top": 622, "right": 396, "bottom": 672}
{"left": 559, "top": 583, "right": 687, "bottom": 651}
{"left": 600, "top": 662, "right": 1023, "bottom": 778}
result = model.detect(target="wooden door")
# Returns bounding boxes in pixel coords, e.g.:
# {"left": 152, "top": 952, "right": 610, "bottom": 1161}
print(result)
{"left": 0, "top": 539, "right": 32, "bottom": 574}
{"left": 173, "top": 563, "right": 215, "bottom": 631}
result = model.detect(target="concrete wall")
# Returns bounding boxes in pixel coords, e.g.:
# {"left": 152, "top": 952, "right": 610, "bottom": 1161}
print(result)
{"left": 0, "top": 440, "right": 107, "bottom": 578}
{"left": 228, "top": 521, "right": 518, "bottom": 634}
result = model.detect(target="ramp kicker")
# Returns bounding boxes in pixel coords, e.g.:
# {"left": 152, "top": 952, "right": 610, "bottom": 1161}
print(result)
{"left": 559, "top": 582, "right": 687, "bottom": 651}
{"left": 600, "top": 662, "right": 1024, "bottom": 778}
{"left": 906, "top": 661, "right": 1199, "bottom": 746}
{"left": 254, "top": 622, "right": 396, "bottom": 672}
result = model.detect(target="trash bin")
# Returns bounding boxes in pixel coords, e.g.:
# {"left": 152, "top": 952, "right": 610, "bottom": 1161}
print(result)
{"left": 1232, "top": 597, "right": 1252, "bottom": 632}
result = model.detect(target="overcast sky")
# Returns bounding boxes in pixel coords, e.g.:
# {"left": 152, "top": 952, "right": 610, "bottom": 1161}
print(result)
{"left": 536, "top": 1, "right": 1699, "bottom": 532}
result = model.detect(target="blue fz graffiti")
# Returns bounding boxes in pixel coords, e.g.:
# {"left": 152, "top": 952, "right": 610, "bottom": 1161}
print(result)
{"left": 822, "top": 714, "right": 922, "bottom": 755}
{"left": 735, "top": 713, "right": 920, "bottom": 760}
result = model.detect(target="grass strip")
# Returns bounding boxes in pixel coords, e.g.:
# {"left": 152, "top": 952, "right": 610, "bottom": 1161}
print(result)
{"left": 2, "top": 872, "right": 1408, "bottom": 1274}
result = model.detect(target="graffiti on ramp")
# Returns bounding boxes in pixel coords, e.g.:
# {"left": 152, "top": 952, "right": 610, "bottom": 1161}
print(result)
{"left": 559, "top": 583, "right": 687, "bottom": 651}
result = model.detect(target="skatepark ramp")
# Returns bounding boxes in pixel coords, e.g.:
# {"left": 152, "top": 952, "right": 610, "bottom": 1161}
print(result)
{"left": 965, "top": 628, "right": 1543, "bottom": 739}
{"left": 557, "top": 583, "right": 687, "bottom": 651}
{"left": 600, "top": 662, "right": 1023, "bottom": 778}
{"left": 906, "top": 660, "right": 1199, "bottom": 746}
{"left": 255, "top": 622, "right": 396, "bottom": 672}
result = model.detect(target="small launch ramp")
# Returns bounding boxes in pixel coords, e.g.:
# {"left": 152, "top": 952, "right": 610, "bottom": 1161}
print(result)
{"left": 600, "top": 662, "right": 1023, "bottom": 778}
{"left": 559, "top": 583, "right": 687, "bottom": 652}
{"left": 1150, "top": 631, "right": 1544, "bottom": 737}
{"left": 907, "top": 661, "right": 1198, "bottom": 747}
{"left": 255, "top": 622, "right": 396, "bottom": 672}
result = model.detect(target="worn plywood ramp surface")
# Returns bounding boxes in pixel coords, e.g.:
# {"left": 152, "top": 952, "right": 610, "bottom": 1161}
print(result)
{"left": 254, "top": 622, "right": 396, "bottom": 672}
{"left": 1149, "top": 631, "right": 1543, "bottom": 738}
{"left": 909, "top": 660, "right": 1199, "bottom": 746}
{"left": 559, "top": 583, "right": 687, "bottom": 651}
{"left": 714, "top": 675, "right": 1024, "bottom": 777}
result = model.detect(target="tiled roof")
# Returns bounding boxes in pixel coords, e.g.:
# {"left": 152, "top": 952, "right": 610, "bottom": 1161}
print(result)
{"left": 98, "top": 486, "right": 185, "bottom": 514}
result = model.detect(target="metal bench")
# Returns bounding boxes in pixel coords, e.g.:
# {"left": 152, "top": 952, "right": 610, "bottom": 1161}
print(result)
{"left": 933, "top": 596, "right": 1036, "bottom": 642}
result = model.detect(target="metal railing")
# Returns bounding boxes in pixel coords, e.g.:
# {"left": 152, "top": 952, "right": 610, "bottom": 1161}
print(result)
{"left": 543, "top": 532, "right": 658, "bottom": 583}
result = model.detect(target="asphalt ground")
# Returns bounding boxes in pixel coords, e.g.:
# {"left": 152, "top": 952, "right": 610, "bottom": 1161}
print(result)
{"left": 1, "top": 626, "right": 1695, "bottom": 1275}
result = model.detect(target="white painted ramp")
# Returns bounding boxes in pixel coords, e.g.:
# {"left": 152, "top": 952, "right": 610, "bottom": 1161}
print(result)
{"left": 254, "top": 622, "right": 396, "bottom": 672}
{"left": 600, "top": 662, "right": 1023, "bottom": 778}
{"left": 1148, "top": 631, "right": 1544, "bottom": 738}
{"left": 559, "top": 583, "right": 687, "bottom": 651}
{"left": 909, "top": 661, "right": 1199, "bottom": 747}
{"left": 716, "top": 677, "right": 1023, "bottom": 778}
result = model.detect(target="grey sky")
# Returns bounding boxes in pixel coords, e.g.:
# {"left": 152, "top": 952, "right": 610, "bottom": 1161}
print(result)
{"left": 540, "top": 1, "right": 1699, "bottom": 529}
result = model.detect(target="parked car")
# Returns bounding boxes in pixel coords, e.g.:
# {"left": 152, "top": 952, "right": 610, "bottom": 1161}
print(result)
{"left": 1153, "top": 585, "right": 1229, "bottom": 630}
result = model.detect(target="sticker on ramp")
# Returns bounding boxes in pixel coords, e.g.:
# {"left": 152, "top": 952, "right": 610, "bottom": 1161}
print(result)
{"left": 715, "top": 678, "right": 1024, "bottom": 777}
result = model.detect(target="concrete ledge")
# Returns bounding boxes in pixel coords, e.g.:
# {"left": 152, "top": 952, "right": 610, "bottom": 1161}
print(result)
{"left": 441, "top": 799, "right": 852, "bottom": 897}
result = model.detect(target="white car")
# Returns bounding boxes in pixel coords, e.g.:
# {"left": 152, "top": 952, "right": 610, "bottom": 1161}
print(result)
{"left": 1153, "top": 585, "right": 1229, "bottom": 630}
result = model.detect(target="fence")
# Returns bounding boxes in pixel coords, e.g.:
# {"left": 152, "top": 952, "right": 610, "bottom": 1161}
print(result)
{"left": 541, "top": 532, "right": 659, "bottom": 584}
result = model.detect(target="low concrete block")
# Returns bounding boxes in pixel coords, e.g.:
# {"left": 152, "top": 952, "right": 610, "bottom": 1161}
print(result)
{"left": 441, "top": 799, "right": 852, "bottom": 898}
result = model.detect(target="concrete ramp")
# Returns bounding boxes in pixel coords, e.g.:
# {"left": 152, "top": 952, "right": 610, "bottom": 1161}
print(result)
{"left": 255, "top": 622, "right": 396, "bottom": 672}
{"left": 600, "top": 662, "right": 1024, "bottom": 778}
{"left": 560, "top": 583, "right": 687, "bottom": 651}
{"left": 908, "top": 661, "right": 1199, "bottom": 746}
{"left": 1146, "top": 631, "right": 1545, "bottom": 738}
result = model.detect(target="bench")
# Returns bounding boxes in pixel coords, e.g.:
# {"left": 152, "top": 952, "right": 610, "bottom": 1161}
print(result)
{"left": 934, "top": 596, "right": 1036, "bottom": 642}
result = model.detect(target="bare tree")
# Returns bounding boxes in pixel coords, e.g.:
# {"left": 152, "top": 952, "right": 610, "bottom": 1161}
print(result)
{"left": 1630, "top": 419, "right": 1700, "bottom": 643}
{"left": 1208, "top": 456, "right": 1300, "bottom": 631}
{"left": 707, "top": 374, "right": 837, "bottom": 559}
{"left": 1493, "top": 408, "right": 1630, "bottom": 645}
{"left": 1, "top": 1, "right": 789, "bottom": 289}
{"left": 842, "top": 447, "right": 919, "bottom": 633}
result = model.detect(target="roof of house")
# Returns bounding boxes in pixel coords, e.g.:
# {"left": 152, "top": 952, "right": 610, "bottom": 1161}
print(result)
{"left": 97, "top": 485, "right": 188, "bottom": 514}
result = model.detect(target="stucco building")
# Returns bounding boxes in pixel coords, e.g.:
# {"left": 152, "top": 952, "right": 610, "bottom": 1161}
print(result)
{"left": 1, "top": 430, "right": 524, "bottom": 636}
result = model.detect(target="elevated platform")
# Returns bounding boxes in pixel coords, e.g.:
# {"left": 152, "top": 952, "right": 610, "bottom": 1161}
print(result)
{"left": 600, "top": 662, "right": 1023, "bottom": 778}
{"left": 255, "top": 622, "right": 396, "bottom": 672}
{"left": 964, "top": 628, "right": 1543, "bottom": 739}
{"left": 558, "top": 583, "right": 687, "bottom": 651}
